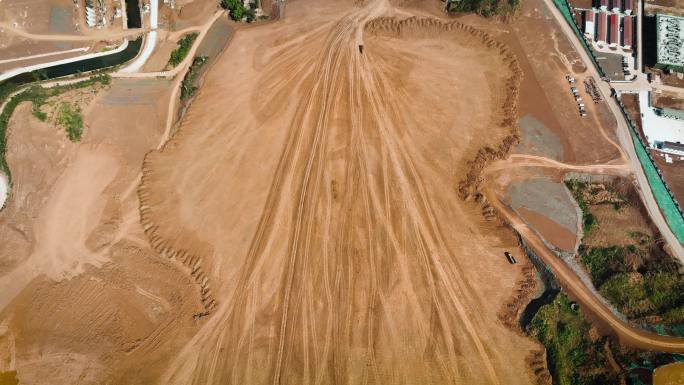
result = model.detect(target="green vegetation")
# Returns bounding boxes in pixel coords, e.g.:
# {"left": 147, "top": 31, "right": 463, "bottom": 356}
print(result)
{"left": 445, "top": 0, "right": 519, "bottom": 17}
{"left": 580, "top": 246, "right": 628, "bottom": 286}
{"left": 0, "top": 74, "right": 110, "bottom": 179}
{"left": 566, "top": 180, "right": 684, "bottom": 326}
{"left": 180, "top": 56, "right": 208, "bottom": 100}
{"left": 221, "top": 0, "right": 245, "bottom": 21}
{"left": 0, "top": 371, "right": 19, "bottom": 385}
{"left": 168, "top": 33, "right": 199, "bottom": 68}
{"left": 566, "top": 180, "right": 599, "bottom": 235}
{"left": 530, "top": 293, "right": 620, "bottom": 385}
{"left": 655, "top": 63, "right": 684, "bottom": 74}
{"left": 57, "top": 102, "right": 84, "bottom": 142}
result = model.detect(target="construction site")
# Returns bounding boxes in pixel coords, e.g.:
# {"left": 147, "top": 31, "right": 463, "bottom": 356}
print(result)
{"left": 0, "top": 0, "right": 683, "bottom": 384}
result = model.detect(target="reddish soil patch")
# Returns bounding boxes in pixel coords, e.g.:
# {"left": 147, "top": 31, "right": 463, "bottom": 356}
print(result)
{"left": 519, "top": 207, "right": 577, "bottom": 251}
{"left": 620, "top": 93, "right": 645, "bottom": 139}
{"left": 652, "top": 92, "right": 684, "bottom": 111}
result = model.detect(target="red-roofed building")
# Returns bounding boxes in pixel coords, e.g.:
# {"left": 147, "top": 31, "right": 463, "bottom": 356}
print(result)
{"left": 624, "top": 0, "right": 633, "bottom": 14}
{"left": 598, "top": 11, "right": 608, "bottom": 43}
{"left": 610, "top": 13, "right": 619, "bottom": 45}
{"left": 600, "top": 0, "right": 608, "bottom": 10}
{"left": 622, "top": 15, "right": 633, "bottom": 48}
{"left": 612, "top": 0, "right": 622, "bottom": 11}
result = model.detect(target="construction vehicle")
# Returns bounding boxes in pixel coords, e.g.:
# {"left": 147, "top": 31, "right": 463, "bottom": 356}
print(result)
{"left": 504, "top": 251, "right": 517, "bottom": 264}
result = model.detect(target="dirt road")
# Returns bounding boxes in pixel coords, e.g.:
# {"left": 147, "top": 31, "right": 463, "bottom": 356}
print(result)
{"left": 484, "top": 182, "right": 684, "bottom": 352}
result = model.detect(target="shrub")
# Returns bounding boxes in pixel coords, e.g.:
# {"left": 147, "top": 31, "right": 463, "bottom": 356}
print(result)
{"left": 581, "top": 246, "right": 626, "bottom": 286}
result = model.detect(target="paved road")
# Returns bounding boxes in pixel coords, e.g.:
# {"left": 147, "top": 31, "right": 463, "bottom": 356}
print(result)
{"left": 541, "top": 0, "right": 684, "bottom": 263}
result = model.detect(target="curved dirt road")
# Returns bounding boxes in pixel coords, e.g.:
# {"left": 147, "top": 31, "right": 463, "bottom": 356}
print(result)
{"left": 484, "top": 183, "right": 684, "bottom": 352}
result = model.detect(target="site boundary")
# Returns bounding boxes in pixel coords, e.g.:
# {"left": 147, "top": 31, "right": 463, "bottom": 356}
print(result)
{"left": 552, "top": 0, "right": 606, "bottom": 78}
{"left": 614, "top": 96, "right": 684, "bottom": 243}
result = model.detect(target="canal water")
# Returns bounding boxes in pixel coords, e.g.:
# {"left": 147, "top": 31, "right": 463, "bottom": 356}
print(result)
{"left": 0, "top": 38, "right": 143, "bottom": 88}
{"left": 126, "top": 0, "right": 142, "bottom": 29}
{"left": 518, "top": 237, "right": 561, "bottom": 329}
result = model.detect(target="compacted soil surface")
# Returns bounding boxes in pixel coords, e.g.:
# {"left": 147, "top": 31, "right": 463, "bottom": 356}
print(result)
{"left": 137, "top": 0, "right": 539, "bottom": 384}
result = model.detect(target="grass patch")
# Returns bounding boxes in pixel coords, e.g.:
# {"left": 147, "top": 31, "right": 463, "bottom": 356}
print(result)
{"left": 446, "top": 0, "right": 519, "bottom": 17}
{"left": 168, "top": 33, "right": 198, "bottom": 68}
{"left": 580, "top": 245, "right": 628, "bottom": 287}
{"left": 0, "top": 74, "right": 110, "bottom": 180}
{"left": 56, "top": 102, "right": 84, "bottom": 142}
{"left": 180, "top": 56, "right": 208, "bottom": 100}
{"left": 566, "top": 180, "right": 599, "bottom": 235}
{"left": 530, "top": 293, "right": 619, "bottom": 385}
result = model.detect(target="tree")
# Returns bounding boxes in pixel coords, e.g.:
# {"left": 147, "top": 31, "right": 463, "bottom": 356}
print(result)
{"left": 221, "top": 0, "right": 245, "bottom": 21}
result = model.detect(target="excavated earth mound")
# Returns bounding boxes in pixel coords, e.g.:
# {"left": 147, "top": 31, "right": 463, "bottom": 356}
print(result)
{"left": 138, "top": 3, "right": 533, "bottom": 384}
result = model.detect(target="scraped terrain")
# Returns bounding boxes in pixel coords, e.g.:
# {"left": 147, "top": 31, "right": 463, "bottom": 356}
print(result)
{"left": 138, "top": 1, "right": 537, "bottom": 384}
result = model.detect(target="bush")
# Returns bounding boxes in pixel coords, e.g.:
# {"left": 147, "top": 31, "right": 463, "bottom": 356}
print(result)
{"left": 180, "top": 56, "right": 208, "bottom": 100}
{"left": 581, "top": 246, "right": 626, "bottom": 286}
{"left": 599, "top": 273, "right": 651, "bottom": 317}
{"left": 168, "top": 33, "right": 198, "bottom": 67}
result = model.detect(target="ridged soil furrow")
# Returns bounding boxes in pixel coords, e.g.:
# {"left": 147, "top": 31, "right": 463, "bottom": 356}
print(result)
{"left": 137, "top": 175, "right": 218, "bottom": 315}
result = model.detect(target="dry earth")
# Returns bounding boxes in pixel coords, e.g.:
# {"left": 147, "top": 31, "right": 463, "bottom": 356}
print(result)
{"left": 137, "top": 0, "right": 540, "bottom": 384}
{"left": 0, "top": 0, "right": 619, "bottom": 383}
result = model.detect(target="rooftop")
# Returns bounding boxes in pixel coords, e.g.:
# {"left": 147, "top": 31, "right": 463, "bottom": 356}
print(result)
{"left": 657, "top": 14, "right": 684, "bottom": 67}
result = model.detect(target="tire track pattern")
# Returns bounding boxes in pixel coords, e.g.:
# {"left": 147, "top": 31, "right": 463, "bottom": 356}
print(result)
{"left": 140, "top": 9, "right": 528, "bottom": 385}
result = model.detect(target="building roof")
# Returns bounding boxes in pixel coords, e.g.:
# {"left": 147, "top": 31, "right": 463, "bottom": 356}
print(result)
{"left": 610, "top": 13, "right": 619, "bottom": 44}
{"left": 624, "top": 0, "right": 633, "bottom": 10}
{"left": 623, "top": 16, "right": 633, "bottom": 47}
{"left": 657, "top": 14, "right": 684, "bottom": 67}
{"left": 586, "top": 10, "right": 594, "bottom": 22}
{"left": 598, "top": 11, "right": 608, "bottom": 42}
{"left": 612, "top": 0, "right": 622, "bottom": 10}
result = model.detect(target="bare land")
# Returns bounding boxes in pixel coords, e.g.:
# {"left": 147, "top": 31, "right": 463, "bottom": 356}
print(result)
{"left": 0, "top": 0, "right": 674, "bottom": 383}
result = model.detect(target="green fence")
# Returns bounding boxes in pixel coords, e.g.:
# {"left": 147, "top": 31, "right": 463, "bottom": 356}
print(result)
{"left": 551, "top": 0, "right": 605, "bottom": 77}
{"left": 615, "top": 98, "right": 684, "bottom": 244}
{"left": 550, "top": 0, "right": 684, "bottom": 244}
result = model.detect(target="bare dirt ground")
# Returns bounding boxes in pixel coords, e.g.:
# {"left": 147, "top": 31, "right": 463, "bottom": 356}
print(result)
{"left": 652, "top": 91, "right": 684, "bottom": 111}
{"left": 135, "top": 0, "right": 542, "bottom": 384}
{"left": 1, "top": 0, "right": 677, "bottom": 383}
{"left": 0, "top": 79, "right": 205, "bottom": 385}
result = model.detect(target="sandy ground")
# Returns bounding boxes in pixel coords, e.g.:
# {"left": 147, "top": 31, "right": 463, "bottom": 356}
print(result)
{"left": 134, "top": 0, "right": 541, "bottom": 384}
{"left": 0, "top": 79, "right": 206, "bottom": 385}
{"left": 0, "top": 0, "right": 672, "bottom": 383}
